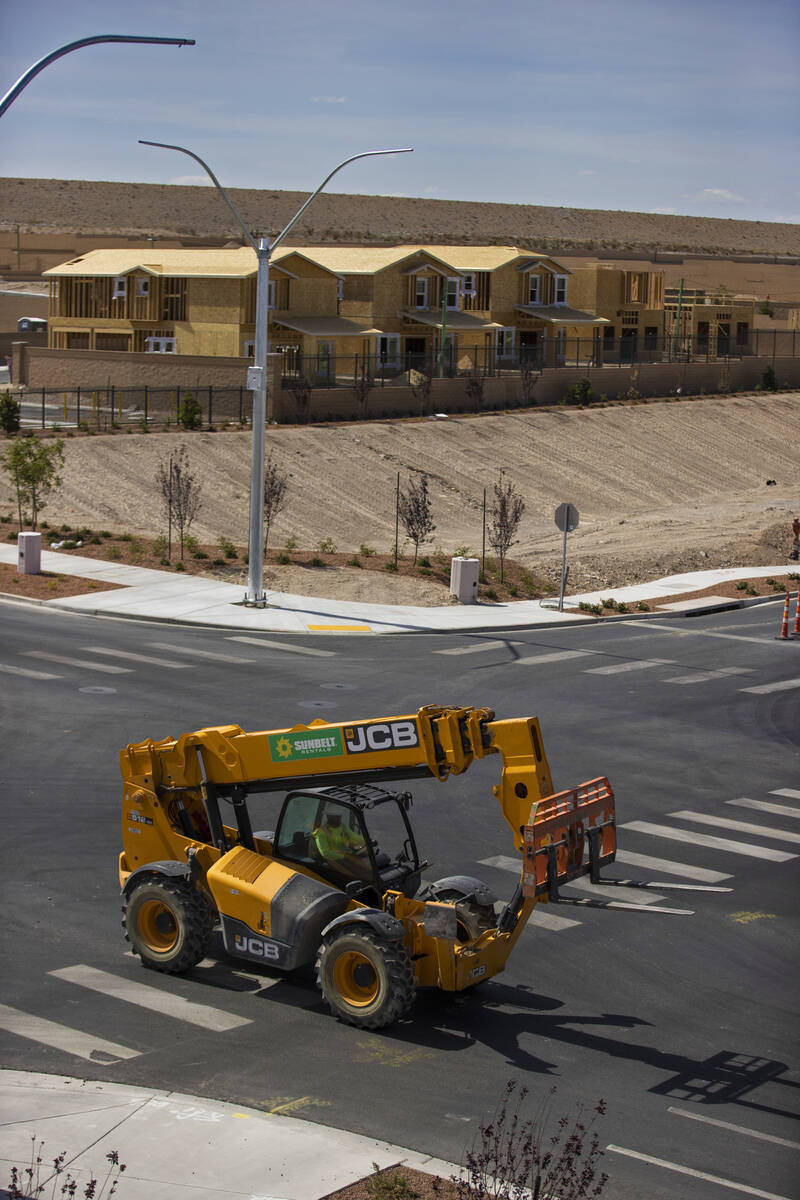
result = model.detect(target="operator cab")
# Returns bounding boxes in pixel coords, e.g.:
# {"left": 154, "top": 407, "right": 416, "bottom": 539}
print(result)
{"left": 274, "top": 784, "right": 426, "bottom": 899}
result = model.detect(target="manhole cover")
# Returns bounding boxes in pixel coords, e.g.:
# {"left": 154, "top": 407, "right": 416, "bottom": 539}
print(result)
{"left": 79, "top": 686, "right": 117, "bottom": 695}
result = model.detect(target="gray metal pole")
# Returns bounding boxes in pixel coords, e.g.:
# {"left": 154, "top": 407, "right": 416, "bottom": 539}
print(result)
{"left": 245, "top": 239, "right": 270, "bottom": 605}
{"left": 558, "top": 523, "right": 568, "bottom": 612}
{"left": 140, "top": 142, "right": 413, "bottom": 607}
{"left": 1, "top": 36, "right": 194, "bottom": 118}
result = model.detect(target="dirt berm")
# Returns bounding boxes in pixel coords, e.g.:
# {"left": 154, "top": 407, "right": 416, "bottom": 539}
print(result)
{"left": 2, "top": 394, "right": 796, "bottom": 599}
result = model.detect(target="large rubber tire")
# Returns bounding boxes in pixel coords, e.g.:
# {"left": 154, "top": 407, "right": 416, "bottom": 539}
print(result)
{"left": 435, "top": 888, "right": 496, "bottom": 943}
{"left": 315, "top": 927, "right": 415, "bottom": 1029}
{"left": 123, "top": 878, "right": 215, "bottom": 973}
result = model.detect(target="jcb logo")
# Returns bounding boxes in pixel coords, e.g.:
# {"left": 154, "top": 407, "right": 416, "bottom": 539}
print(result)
{"left": 344, "top": 720, "right": 419, "bottom": 755}
{"left": 234, "top": 934, "right": 280, "bottom": 961}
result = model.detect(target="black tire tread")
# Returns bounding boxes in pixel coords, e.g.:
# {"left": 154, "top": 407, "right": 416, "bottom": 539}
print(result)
{"left": 122, "top": 877, "right": 215, "bottom": 974}
{"left": 315, "top": 927, "right": 415, "bottom": 1030}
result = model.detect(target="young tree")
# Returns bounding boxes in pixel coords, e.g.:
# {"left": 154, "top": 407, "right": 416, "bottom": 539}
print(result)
{"left": 263, "top": 452, "right": 289, "bottom": 556}
{"left": 156, "top": 445, "right": 202, "bottom": 561}
{"left": 353, "top": 362, "right": 373, "bottom": 417}
{"left": 398, "top": 472, "right": 436, "bottom": 563}
{"left": 466, "top": 366, "right": 485, "bottom": 411}
{"left": 0, "top": 436, "right": 64, "bottom": 530}
{"left": 487, "top": 470, "right": 525, "bottom": 582}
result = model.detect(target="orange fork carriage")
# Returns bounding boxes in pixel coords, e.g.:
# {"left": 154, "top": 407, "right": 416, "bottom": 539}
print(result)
{"left": 522, "top": 776, "right": 617, "bottom": 900}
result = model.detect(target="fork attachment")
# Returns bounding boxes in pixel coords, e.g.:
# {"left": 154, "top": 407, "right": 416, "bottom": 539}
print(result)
{"left": 522, "top": 776, "right": 616, "bottom": 900}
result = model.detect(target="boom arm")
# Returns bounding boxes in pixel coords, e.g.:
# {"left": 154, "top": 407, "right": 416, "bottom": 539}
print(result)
{"left": 120, "top": 705, "right": 554, "bottom": 852}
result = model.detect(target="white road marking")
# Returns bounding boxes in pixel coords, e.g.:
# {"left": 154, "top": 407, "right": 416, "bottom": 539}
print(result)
{"left": 24, "top": 651, "right": 132, "bottom": 674}
{"left": 667, "top": 1106, "right": 800, "bottom": 1150}
{"left": 0, "top": 1002, "right": 139, "bottom": 1062}
{"left": 615, "top": 849, "right": 732, "bottom": 883}
{"left": 50, "top": 965, "right": 252, "bottom": 1031}
{"left": 82, "top": 645, "right": 191, "bottom": 669}
{"left": 772, "top": 788, "right": 800, "bottom": 800}
{"left": 526, "top": 907, "right": 582, "bottom": 931}
{"left": 146, "top": 641, "right": 257, "bottom": 663}
{"left": 669, "top": 810, "right": 800, "bottom": 845}
{"left": 621, "top": 821, "right": 797, "bottom": 862}
{"left": 562, "top": 897, "right": 693, "bottom": 915}
{"left": 435, "top": 640, "right": 517, "bottom": 656}
{"left": 583, "top": 658, "right": 672, "bottom": 675}
{"left": 665, "top": 666, "right": 754, "bottom": 684}
{"left": 741, "top": 678, "right": 800, "bottom": 694}
{"left": 227, "top": 636, "right": 335, "bottom": 657}
{"left": 606, "top": 1144, "right": 791, "bottom": 1199}
{"left": 727, "top": 797, "right": 800, "bottom": 820}
{"left": 479, "top": 855, "right": 521, "bottom": 874}
{"left": 515, "top": 649, "right": 594, "bottom": 665}
{"left": 638, "top": 622, "right": 778, "bottom": 646}
{"left": 0, "top": 662, "right": 61, "bottom": 679}
{"left": 563, "top": 875, "right": 664, "bottom": 905}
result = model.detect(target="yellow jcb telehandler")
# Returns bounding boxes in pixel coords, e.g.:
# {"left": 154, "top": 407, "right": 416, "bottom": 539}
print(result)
{"left": 119, "top": 704, "right": 616, "bottom": 1028}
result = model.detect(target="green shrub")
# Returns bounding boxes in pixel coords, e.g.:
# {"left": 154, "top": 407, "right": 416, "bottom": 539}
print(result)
{"left": 218, "top": 536, "right": 237, "bottom": 559}
{"left": 193, "top": 550, "right": 209, "bottom": 559}
{"left": 212, "top": 557, "right": 226, "bottom": 566}
{"left": 385, "top": 560, "right": 398, "bottom": 572}
{"left": 761, "top": 365, "right": 778, "bottom": 391}
{"left": 347, "top": 555, "right": 362, "bottom": 567}
{"left": 178, "top": 392, "right": 202, "bottom": 430}
{"left": 276, "top": 552, "right": 290, "bottom": 564}
{"left": 578, "top": 600, "right": 604, "bottom": 614}
{"left": 318, "top": 536, "right": 337, "bottom": 554}
{"left": 311, "top": 555, "right": 325, "bottom": 567}
{"left": 636, "top": 600, "right": 650, "bottom": 611}
{"left": 153, "top": 534, "right": 168, "bottom": 558}
{"left": 284, "top": 534, "right": 298, "bottom": 552}
{"left": 0, "top": 392, "right": 21, "bottom": 436}
{"left": 484, "top": 586, "right": 498, "bottom": 600}
{"left": 567, "top": 377, "right": 594, "bottom": 405}
{"left": 174, "top": 560, "right": 186, "bottom": 571}
{"left": 418, "top": 555, "right": 431, "bottom": 568}
{"left": 359, "top": 543, "right": 376, "bottom": 557}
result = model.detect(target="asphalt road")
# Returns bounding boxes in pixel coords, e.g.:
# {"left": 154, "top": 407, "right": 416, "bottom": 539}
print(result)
{"left": 1, "top": 599, "right": 798, "bottom": 1199}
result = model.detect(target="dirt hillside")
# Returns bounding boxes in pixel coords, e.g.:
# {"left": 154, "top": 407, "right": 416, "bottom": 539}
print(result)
{"left": 3, "top": 177, "right": 799, "bottom": 258}
{"left": 2, "top": 394, "right": 796, "bottom": 597}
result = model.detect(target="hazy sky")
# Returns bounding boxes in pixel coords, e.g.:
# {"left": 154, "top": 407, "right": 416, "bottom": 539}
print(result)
{"left": 2, "top": 0, "right": 798, "bottom": 223}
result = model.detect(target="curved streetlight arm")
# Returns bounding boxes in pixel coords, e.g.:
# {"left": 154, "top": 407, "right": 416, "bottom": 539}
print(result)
{"left": 139, "top": 140, "right": 258, "bottom": 251}
{"left": 1, "top": 36, "right": 195, "bottom": 119}
{"left": 271, "top": 147, "right": 413, "bottom": 251}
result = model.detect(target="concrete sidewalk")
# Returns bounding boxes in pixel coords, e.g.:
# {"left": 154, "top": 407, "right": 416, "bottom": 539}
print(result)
{"left": 0, "top": 545, "right": 794, "bottom": 632}
{"left": 0, "top": 1071, "right": 459, "bottom": 1200}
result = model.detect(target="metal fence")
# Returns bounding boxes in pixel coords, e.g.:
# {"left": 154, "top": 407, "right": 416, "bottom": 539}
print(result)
{"left": 281, "top": 329, "right": 800, "bottom": 387}
{"left": 10, "top": 385, "right": 253, "bottom": 431}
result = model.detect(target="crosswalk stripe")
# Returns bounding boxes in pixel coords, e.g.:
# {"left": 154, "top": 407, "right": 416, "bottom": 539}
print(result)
{"left": 584, "top": 659, "right": 672, "bottom": 675}
{"left": 772, "top": 788, "right": 800, "bottom": 800}
{"left": 668, "top": 810, "right": 800, "bottom": 845}
{"left": 741, "top": 678, "right": 800, "bottom": 694}
{"left": 615, "top": 849, "right": 732, "bottom": 883}
{"left": 479, "top": 854, "right": 520, "bottom": 874}
{"left": 640, "top": 623, "right": 775, "bottom": 646}
{"left": 82, "top": 646, "right": 191, "bottom": 669}
{"left": 435, "top": 640, "right": 516, "bottom": 656}
{"left": 0, "top": 662, "right": 61, "bottom": 679}
{"left": 24, "top": 651, "right": 132, "bottom": 674}
{"left": 665, "top": 667, "right": 755, "bottom": 684}
{"left": 621, "top": 821, "right": 797, "bottom": 862}
{"left": 727, "top": 797, "right": 800, "bottom": 820}
{"left": 0, "top": 1002, "right": 139, "bottom": 1062}
{"left": 562, "top": 875, "right": 664, "bottom": 905}
{"left": 515, "top": 650, "right": 593, "bottom": 666}
{"left": 49, "top": 965, "right": 252, "bottom": 1031}
{"left": 227, "top": 636, "right": 335, "bottom": 658}
{"left": 527, "top": 907, "right": 582, "bottom": 932}
{"left": 146, "top": 641, "right": 257, "bottom": 663}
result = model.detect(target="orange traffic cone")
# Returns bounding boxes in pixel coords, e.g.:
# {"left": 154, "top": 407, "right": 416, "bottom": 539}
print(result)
{"left": 793, "top": 592, "right": 800, "bottom": 637}
{"left": 777, "top": 590, "right": 790, "bottom": 639}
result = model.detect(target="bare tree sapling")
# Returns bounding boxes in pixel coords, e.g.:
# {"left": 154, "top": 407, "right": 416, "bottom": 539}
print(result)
{"left": 398, "top": 472, "right": 436, "bottom": 563}
{"left": 487, "top": 471, "right": 525, "bottom": 582}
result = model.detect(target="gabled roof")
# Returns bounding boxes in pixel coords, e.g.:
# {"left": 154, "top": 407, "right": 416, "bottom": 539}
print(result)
{"left": 288, "top": 245, "right": 570, "bottom": 276}
{"left": 42, "top": 246, "right": 333, "bottom": 279}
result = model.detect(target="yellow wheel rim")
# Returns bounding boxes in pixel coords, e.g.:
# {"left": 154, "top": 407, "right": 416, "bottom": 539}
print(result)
{"left": 137, "top": 899, "right": 179, "bottom": 953}
{"left": 332, "top": 949, "right": 379, "bottom": 1007}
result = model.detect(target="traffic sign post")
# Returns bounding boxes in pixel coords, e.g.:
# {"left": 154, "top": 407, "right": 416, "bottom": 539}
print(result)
{"left": 554, "top": 503, "right": 579, "bottom": 612}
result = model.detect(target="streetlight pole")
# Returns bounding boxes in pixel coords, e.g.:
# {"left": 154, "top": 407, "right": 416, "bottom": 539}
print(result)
{"left": 140, "top": 141, "right": 412, "bottom": 606}
{"left": 1, "top": 36, "right": 195, "bottom": 118}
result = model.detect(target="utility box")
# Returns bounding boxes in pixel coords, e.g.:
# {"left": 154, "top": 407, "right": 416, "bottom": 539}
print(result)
{"left": 18, "top": 531, "right": 42, "bottom": 575}
{"left": 449, "top": 556, "right": 479, "bottom": 604}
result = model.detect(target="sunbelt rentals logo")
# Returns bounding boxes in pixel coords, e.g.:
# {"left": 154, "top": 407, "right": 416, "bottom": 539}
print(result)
{"left": 268, "top": 729, "right": 344, "bottom": 762}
